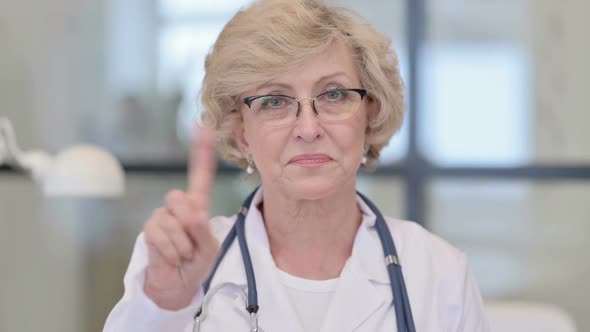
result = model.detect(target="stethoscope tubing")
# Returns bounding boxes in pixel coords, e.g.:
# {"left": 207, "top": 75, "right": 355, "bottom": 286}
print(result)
{"left": 359, "top": 191, "right": 416, "bottom": 332}
{"left": 194, "top": 188, "right": 416, "bottom": 332}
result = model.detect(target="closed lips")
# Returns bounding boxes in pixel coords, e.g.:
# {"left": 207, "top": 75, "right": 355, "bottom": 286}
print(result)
{"left": 289, "top": 154, "right": 333, "bottom": 164}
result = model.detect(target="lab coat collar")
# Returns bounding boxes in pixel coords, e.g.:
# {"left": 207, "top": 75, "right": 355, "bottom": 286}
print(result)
{"left": 352, "top": 194, "right": 395, "bottom": 285}
{"left": 210, "top": 187, "right": 395, "bottom": 331}
{"left": 243, "top": 187, "right": 392, "bottom": 284}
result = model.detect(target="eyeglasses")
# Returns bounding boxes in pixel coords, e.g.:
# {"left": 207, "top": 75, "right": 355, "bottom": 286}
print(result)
{"left": 243, "top": 88, "right": 367, "bottom": 126}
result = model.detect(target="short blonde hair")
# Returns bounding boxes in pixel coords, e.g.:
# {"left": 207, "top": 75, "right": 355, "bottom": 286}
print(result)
{"left": 201, "top": 0, "right": 404, "bottom": 169}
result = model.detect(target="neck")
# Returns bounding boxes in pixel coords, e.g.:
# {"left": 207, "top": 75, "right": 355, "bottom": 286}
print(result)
{"left": 260, "top": 183, "right": 362, "bottom": 280}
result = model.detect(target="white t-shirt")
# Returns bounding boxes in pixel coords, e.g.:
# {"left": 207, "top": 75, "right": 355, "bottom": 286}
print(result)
{"left": 277, "top": 268, "right": 339, "bottom": 332}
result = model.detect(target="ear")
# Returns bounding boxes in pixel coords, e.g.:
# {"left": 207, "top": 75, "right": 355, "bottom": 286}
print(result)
{"left": 233, "top": 123, "right": 251, "bottom": 157}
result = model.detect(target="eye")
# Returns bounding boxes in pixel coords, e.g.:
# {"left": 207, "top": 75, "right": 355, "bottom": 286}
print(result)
{"left": 325, "top": 89, "right": 347, "bottom": 101}
{"left": 260, "top": 96, "right": 287, "bottom": 109}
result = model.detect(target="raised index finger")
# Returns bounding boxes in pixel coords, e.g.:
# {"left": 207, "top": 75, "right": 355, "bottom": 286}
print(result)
{"left": 188, "top": 124, "right": 217, "bottom": 198}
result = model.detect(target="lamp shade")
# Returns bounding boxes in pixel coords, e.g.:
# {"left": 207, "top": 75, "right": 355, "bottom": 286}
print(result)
{"left": 40, "top": 144, "right": 125, "bottom": 197}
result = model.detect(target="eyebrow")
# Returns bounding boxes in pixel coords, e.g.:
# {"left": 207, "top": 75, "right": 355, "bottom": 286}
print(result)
{"left": 256, "top": 72, "right": 353, "bottom": 94}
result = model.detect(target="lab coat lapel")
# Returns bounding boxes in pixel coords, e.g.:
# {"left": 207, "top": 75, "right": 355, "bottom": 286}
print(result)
{"left": 249, "top": 248, "right": 307, "bottom": 332}
{"left": 244, "top": 189, "right": 306, "bottom": 332}
{"left": 207, "top": 193, "right": 304, "bottom": 331}
{"left": 319, "top": 260, "right": 388, "bottom": 332}
{"left": 320, "top": 197, "right": 394, "bottom": 332}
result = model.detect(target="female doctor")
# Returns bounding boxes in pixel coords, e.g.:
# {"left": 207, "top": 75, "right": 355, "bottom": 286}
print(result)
{"left": 104, "top": 0, "right": 489, "bottom": 331}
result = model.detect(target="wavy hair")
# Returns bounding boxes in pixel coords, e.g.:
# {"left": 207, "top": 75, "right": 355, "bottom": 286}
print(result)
{"left": 201, "top": 0, "right": 404, "bottom": 169}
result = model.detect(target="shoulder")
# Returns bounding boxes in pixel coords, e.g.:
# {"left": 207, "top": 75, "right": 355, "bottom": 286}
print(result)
{"left": 384, "top": 218, "right": 489, "bottom": 329}
{"left": 384, "top": 217, "right": 470, "bottom": 288}
{"left": 385, "top": 217, "right": 467, "bottom": 264}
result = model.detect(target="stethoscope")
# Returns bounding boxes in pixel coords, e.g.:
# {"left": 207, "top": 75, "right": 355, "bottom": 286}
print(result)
{"left": 193, "top": 188, "right": 416, "bottom": 332}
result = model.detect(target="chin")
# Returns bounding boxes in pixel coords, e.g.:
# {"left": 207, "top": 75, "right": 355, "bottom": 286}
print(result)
{"left": 283, "top": 175, "right": 348, "bottom": 201}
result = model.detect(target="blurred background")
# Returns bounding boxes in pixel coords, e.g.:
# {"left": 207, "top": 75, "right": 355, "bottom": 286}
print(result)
{"left": 1, "top": 0, "right": 589, "bottom": 331}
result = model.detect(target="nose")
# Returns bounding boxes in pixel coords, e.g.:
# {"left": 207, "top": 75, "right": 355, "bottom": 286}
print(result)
{"left": 293, "top": 98, "right": 322, "bottom": 142}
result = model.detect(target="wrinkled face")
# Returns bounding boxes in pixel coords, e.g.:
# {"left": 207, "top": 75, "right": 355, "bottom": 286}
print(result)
{"left": 235, "top": 41, "right": 375, "bottom": 200}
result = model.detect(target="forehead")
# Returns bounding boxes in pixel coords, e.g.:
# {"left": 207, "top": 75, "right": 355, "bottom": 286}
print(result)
{"left": 256, "top": 41, "right": 361, "bottom": 92}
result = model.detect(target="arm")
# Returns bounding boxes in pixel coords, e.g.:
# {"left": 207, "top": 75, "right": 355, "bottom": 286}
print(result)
{"left": 450, "top": 254, "right": 491, "bottom": 332}
{"left": 104, "top": 126, "right": 219, "bottom": 331}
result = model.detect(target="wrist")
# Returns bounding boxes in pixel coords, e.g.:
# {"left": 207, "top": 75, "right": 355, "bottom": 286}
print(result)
{"left": 143, "top": 274, "right": 194, "bottom": 311}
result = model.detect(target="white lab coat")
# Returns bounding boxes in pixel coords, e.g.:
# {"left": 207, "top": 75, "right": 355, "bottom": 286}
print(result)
{"left": 104, "top": 188, "right": 490, "bottom": 331}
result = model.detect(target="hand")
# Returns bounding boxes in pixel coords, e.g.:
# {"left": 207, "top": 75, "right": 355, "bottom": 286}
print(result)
{"left": 143, "top": 125, "right": 219, "bottom": 310}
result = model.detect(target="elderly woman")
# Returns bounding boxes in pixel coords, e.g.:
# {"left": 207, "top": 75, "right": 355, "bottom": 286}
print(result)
{"left": 104, "top": 0, "right": 488, "bottom": 331}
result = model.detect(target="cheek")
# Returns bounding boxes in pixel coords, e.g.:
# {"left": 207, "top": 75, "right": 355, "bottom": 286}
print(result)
{"left": 334, "top": 115, "right": 367, "bottom": 149}
{"left": 243, "top": 112, "right": 277, "bottom": 147}
{"left": 333, "top": 119, "right": 367, "bottom": 167}
{"left": 244, "top": 123, "right": 290, "bottom": 165}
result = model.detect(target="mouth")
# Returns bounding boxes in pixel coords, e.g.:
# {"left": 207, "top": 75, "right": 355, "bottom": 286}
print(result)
{"left": 288, "top": 154, "right": 334, "bottom": 167}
